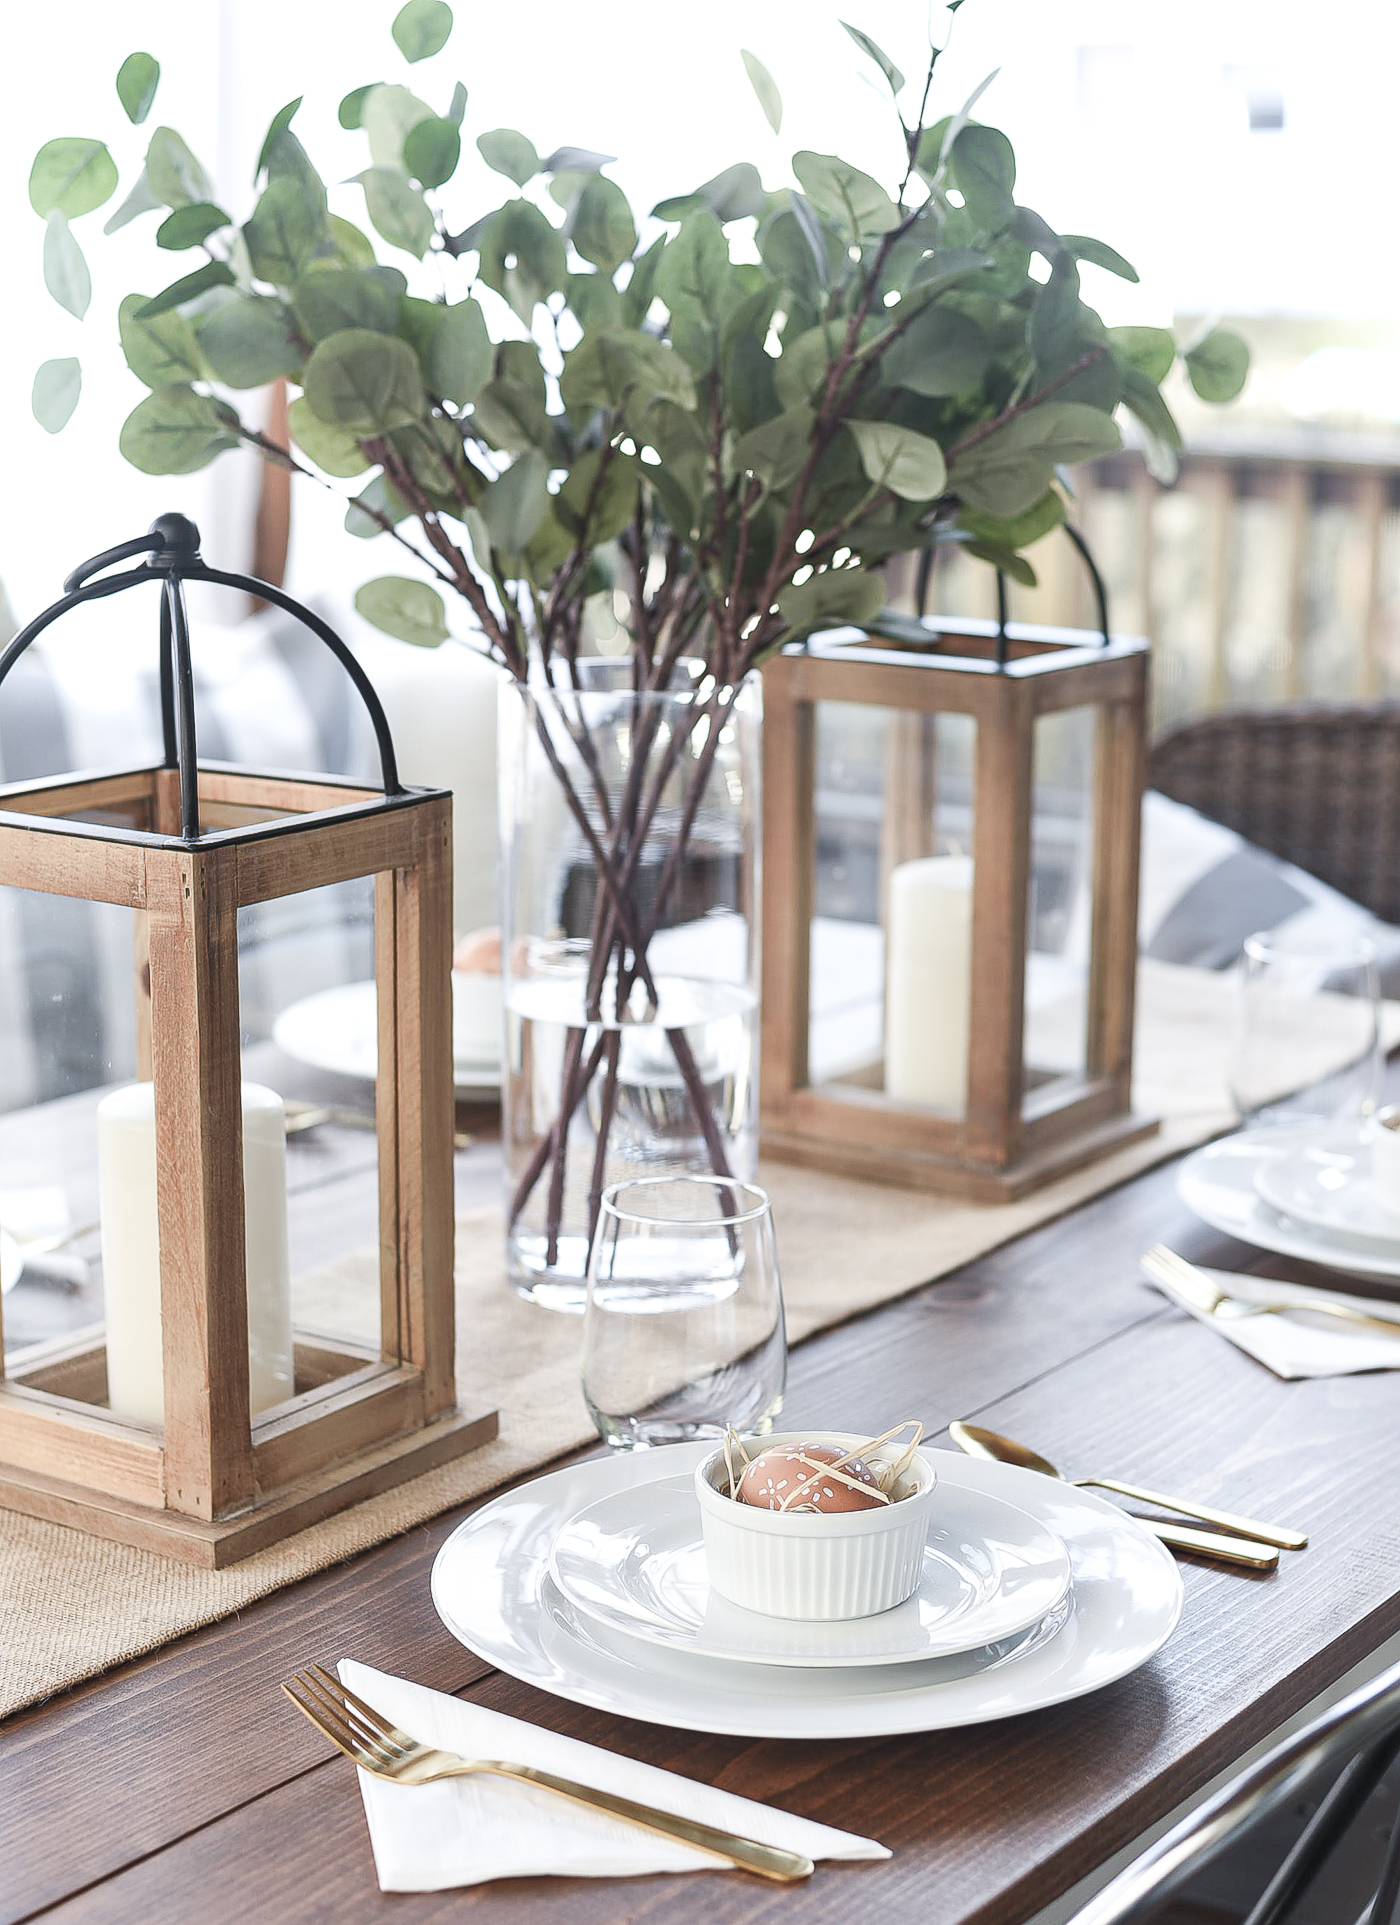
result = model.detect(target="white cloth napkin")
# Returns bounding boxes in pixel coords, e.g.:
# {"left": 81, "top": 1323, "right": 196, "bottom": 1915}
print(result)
{"left": 1147, "top": 1265, "right": 1400, "bottom": 1379}
{"left": 340, "top": 1660, "right": 889, "bottom": 1891}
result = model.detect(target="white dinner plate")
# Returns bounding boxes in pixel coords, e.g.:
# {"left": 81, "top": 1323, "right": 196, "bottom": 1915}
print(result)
{"left": 1178, "top": 1127, "right": 1400, "bottom": 1282}
{"left": 1254, "top": 1131, "right": 1400, "bottom": 1246}
{"left": 431, "top": 1444, "right": 1182, "bottom": 1741}
{"left": 549, "top": 1474, "right": 1072, "bottom": 1668}
{"left": 272, "top": 977, "right": 502, "bottom": 1095}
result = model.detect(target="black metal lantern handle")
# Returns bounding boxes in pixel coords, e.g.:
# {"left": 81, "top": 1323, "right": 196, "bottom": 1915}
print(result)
{"left": 0, "top": 513, "right": 403, "bottom": 841}
{"left": 915, "top": 521, "right": 1112, "bottom": 668}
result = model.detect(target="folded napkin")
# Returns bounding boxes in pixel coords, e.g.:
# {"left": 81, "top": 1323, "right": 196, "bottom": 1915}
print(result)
{"left": 340, "top": 1660, "right": 889, "bottom": 1891}
{"left": 1148, "top": 1265, "right": 1400, "bottom": 1380}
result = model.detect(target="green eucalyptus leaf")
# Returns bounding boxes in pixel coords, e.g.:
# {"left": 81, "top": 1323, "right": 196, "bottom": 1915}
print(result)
{"left": 255, "top": 98, "right": 303, "bottom": 179}
{"left": 244, "top": 174, "right": 326, "bottom": 283}
{"left": 772, "top": 324, "right": 837, "bottom": 409}
{"left": 287, "top": 394, "right": 368, "bottom": 476}
{"left": 741, "top": 50, "right": 782, "bottom": 134}
{"left": 117, "top": 53, "right": 160, "bottom": 125}
{"left": 566, "top": 271, "right": 623, "bottom": 330}
{"left": 104, "top": 168, "right": 162, "bottom": 234}
{"left": 756, "top": 204, "right": 827, "bottom": 302}
{"left": 958, "top": 489, "right": 1064, "bottom": 550}
{"left": 791, "top": 151, "right": 898, "bottom": 237}
{"left": 636, "top": 396, "right": 708, "bottom": 505}
{"left": 846, "top": 419, "right": 947, "bottom": 500}
{"left": 883, "top": 303, "right": 988, "bottom": 397}
{"left": 388, "top": 417, "right": 464, "bottom": 503}
{"left": 556, "top": 448, "right": 637, "bottom": 543}
{"left": 654, "top": 211, "right": 729, "bottom": 332}
{"left": 424, "top": 297, "right": 491, "bottom": 405}
{"left": 479, "top": 449, "right": 549, "bottom": 554}
{"left": 345, "top": 473, "right": 413, "bottom": 536}
{"left": 43, "top": 213, "right": 90, "bottom": 318}
{"left": 146, "top": 126, "right": 213, "bottom": 208}
{"left": 324, "top": 215, "right": 378, "bottom": 270}
{"left": 119, "top": 384, "right": 239, "bottom": 474}
{"left": 962, "top": 540, "right": 1037, "bottom": 586}
{"left": 1184, "top": 328, "right": 1250, "bottom": 403}
{"left": 291, "top": 267, "right": 404, "bottom": 340}
{"left": 840, "top": 22, "right": 904, "bottom": 94}
{"left": 392, "top": 0, "right": 453, "bottom": 63}
{"left": 156, "top": 201, "right": 231, "bottom": 250}
{"left": 560, "top": 327, "right": 696, "bottom": 418}
{"left": 30, "top": 138, "right": 118, "bottom": 219}
{"left": 476, "top": 128, "right": 539, "bottom": 187}
{"left": 119, "top": 291, "right": 204, "bottom": 386}
{"left": 461, "top": 504, "right": 491, "bottom": 567}
{"left": 542, "top": 145, "right": 614, "bottom": 174}
{"left": 404, "top": 115, "right": 460, "bottom": 188}
{"left": 303, "top": 328, "right": 424, "bottom": 432}
{"left": 1029, "top": 256, "right": 1085, "bottom": 374}
{"left": 1063, "top": 233, "right": 1138, "bottom": 283}
{"left": 355, "top": 576, "right": 448, "bottom": 646}
{"left": 360, "top": 168, "right": 435, "bottom": 258}
{"left": 949, "top": 401, "right": 1119, "bottom": 517}
{"left": 363, "top": 85, "right": 435, "bottom": 169}
{"left": 733, "top": 405, "right": 813, "bottom": 490}
{"left": 950, "top": 124, "right": 1015, "bottom": 231}
{"left": 32, "top": 357, "right": 81, "bottom": 433}
{"left": 1121, "top": 365, "right": 1182, "bottom": 450}
{"left": 477, "top": 200, "right": 566, "bottom": 322}
{"left": 569, "top": 174, "right": 635, "bottom": 273}
{"left": 904, "top": 246, "right": 994, "bottom": 297}
{"left": 447, "top": 82, "right": 468, "bottom": 126}
{"left": 653, "top": 162, "right": 766, "bottom": 224}
{"left": 788, "top": 193, "right": 836, "bottom": 288}
{"left": 339, "top": 85, "right": 375, "bottom": 131}
{"left": 1109, "top": 325, "right": 1176, "bottom": 386}
{"left": 194, "top": 295, "right": 302, "bottom": 388}
{"left": 134, "top": 259, "right": 235, "bottom": 319}
{"left": 777, "top": 567, "right": 884, "bottom": 637}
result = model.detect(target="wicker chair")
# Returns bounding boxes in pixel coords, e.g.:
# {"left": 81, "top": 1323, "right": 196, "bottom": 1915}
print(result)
{"left": 1150, "top": 702, "right": 1400, "bottom": 924}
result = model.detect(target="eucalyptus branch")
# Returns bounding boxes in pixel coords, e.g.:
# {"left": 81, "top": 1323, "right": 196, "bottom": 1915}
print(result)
{"left": 944, "top": 346, "right": 1109, "bottom": 462}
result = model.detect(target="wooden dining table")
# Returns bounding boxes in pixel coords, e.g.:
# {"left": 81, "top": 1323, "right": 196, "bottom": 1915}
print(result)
{"left": 4, "top": 1104, "right": 1400, "bottom": 1925}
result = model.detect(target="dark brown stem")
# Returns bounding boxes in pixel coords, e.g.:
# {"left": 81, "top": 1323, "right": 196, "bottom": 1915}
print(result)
{"left": 585, "top": 1030, "right": 623, "bottom": 1250}
{"left": 666, "top": 1024, "right": 733, "bottom": 1181}
{"left": 944, "top": 348, "right": 1109, "bottom": 463}
{"left": 508, "top": 1027, "right": 609, "bottom": 1233}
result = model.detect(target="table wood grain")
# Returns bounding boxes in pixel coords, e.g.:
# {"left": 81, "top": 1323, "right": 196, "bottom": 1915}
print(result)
{"left": 5, "top": 1149, "right": 1400, "bottom": 1925}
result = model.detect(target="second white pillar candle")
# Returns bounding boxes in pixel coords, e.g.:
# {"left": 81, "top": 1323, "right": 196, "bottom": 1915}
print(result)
{"left": 98, "top": 1080, "right": 296, "bottom": 1425}
{"left": 884, "top": 856, "right": 975, "bottom": 1112}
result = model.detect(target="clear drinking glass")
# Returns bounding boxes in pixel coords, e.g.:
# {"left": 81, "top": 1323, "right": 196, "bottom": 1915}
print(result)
{"left": 1229, "top": 929, "right": 1382, "bottom": 1126}
{"left": 582, "top": 1176, "right": 786, "bottom": 1448}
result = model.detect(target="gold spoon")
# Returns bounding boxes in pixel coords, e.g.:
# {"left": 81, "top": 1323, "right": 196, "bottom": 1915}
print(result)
{"left": 948, "top": 1421, "right": 1301, "bottom": 1568}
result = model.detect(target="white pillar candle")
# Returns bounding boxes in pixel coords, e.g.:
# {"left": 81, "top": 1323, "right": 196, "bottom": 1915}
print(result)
{"left": 884, "top": 856, "right": 975, "bottom": 1111}
{"left": 98, "top": 1081, "right": 296, "bottom": 1424}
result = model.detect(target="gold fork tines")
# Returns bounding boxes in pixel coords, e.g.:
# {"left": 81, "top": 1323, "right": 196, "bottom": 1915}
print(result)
{"left": 280, "top": 1664, "right": 815, "bottom": 1884}
{"left": 1144, "top": 1244, "right": 1400, "bottom": 1339}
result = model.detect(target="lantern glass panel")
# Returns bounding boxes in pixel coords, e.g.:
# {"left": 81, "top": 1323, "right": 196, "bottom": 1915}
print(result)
{"left": 237, "top": 875, "right": 382, "bottom": 1366}
{"left": 0, "top": 883, "right": 133, "bottom": 1372}
{"left": 807, "top": 699, "right": 977, "bottom": 1112}
{"left": 1022, "top": 704, "right": 1098, "bottom": 1111}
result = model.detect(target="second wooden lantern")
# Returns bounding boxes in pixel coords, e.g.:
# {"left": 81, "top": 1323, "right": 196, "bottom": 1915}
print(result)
{"left": 760, "top": 577, "right": 1154, "bottom": 1201}
{"left": 0, "top": 514, "right": 495, "bottom": 1565}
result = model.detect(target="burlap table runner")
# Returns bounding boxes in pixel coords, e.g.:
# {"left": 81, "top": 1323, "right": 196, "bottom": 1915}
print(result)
{"left": 0, "top": 960, "right": 1369, "bottom": 1718}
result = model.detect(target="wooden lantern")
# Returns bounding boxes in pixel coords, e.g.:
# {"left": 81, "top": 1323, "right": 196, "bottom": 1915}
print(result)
{"left": 760, "top": 599, "right": 1156, "bottom": 1202}
{"left": 0, "top": 516, "right": 496, "bottom": 1566}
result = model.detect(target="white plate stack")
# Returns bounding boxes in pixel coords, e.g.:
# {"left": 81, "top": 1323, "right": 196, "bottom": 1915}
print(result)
{"left": 431, "top": 1444, "right": 1184, "bottom": 1741}
{"left": 1178, "top": 1123, "right": 1400, "bottom": 1283}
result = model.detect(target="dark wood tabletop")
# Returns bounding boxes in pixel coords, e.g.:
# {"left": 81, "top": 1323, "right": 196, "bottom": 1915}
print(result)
{"left": 5, "top": 1137, "right": 1400, "bottom": 1925}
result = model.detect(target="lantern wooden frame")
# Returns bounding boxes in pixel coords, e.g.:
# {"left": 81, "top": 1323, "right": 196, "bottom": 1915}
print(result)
{"left": 0, "top": 518, "right": 495, "bottom": 1566}
{"left": 760, "top": 617, "right": 1157, "bottom": 1201}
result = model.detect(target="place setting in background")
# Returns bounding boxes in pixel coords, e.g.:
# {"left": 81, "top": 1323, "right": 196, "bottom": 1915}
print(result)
{"left": 1163, "top": 926, "right": 1400, "bottom": 1376}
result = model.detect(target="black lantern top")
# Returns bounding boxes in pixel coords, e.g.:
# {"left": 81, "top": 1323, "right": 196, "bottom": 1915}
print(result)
{"left": 0, "top": 513, "right": 401, "bottom": 842}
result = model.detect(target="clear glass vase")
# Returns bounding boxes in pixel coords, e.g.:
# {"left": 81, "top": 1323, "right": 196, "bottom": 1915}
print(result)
{"left": 499, "top": 661, "right": 761, "bottom": 1310}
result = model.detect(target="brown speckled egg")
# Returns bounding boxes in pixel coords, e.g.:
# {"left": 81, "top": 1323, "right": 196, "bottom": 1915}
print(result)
{"left": 736, "top": 1442, "right": 885, "bottom": 1514}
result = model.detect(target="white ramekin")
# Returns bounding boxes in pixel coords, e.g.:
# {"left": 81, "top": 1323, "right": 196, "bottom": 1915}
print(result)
{"left": 695, "top": 1430, "right": 935, "bottom": 1620}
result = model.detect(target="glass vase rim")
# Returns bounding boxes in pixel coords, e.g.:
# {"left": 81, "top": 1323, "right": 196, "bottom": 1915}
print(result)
{"left": 597, "top": 1173, "right": 771, "bottom": 1229}
{"left": 516, "top": 657, "right": 757, "bottom": 703}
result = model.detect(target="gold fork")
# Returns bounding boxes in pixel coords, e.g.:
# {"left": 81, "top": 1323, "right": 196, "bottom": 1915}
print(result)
{"left": 281, "top": 1664, "right": 814, "bottom": 1884}
{"left": 1143, "top": 1244, "right": 1400, "bottom": 1340}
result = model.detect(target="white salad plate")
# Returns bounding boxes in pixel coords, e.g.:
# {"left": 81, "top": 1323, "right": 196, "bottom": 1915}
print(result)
{"left": 1178, "top": 1127, "right": 1400, "bottom": 1282}
{"left": 1254, "top": 1131, "right": 1400, "bottom": 1246}
{"left": 272, "top": 976, "right": 502, "bottom": 1095}
{"left": 431, "top": 1444, "right": 1183, "bottom": 1741}
{"left": 549, "top": 1474, "right": 1072, "bottom": 1668}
